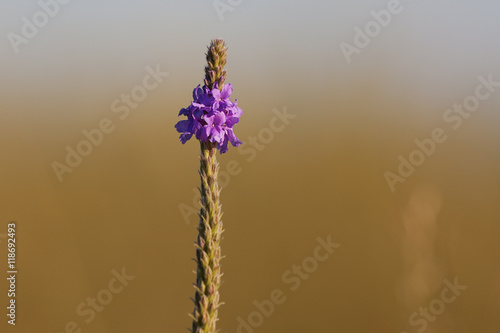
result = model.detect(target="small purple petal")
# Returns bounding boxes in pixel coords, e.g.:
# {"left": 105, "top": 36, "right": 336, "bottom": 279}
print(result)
{"left": 179, "top": 133, "right": 193, "bottom": 144}
{"left": 218, "top": 136, "right": 229, "bottom": 154}
{"left": 204, "top": 114, "right": 214, "bottom": 127}
{"left": 213, "top": 112, "right": 226, "bottom": 126}
{"left": 211, "top": 88, "right": 221, "bottom": 101}
{"left": 212, "top": 127, "right": 224, "bottom": 143}
{"left": 192, "top": 85, "right": 202, "bottom": 101}
{"left": 225, "top": 116, "right": 239, "bottom": 127}
{"left": 221, "top": 84, "right": 233, "bottom": 99}
{"left": 227, "top": 128, "right": 242, "bottom": 147}
{"left": 175, "top": 119, "right": 192, "bottom": 133}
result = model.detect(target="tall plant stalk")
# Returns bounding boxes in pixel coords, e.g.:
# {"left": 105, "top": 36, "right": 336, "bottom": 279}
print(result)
{"left": 188, "top": 39, "right": 233, "bottom": 333}
{"left": 175, "top": 38, "right": 242, "bottom": 333}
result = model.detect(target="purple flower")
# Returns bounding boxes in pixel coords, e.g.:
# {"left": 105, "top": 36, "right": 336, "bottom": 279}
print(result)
{"left": 175, "top": 83, "right": 242, "bottom": 153}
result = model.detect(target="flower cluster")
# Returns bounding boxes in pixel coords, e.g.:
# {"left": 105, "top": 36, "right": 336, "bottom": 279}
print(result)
{"left": 175, "top": 82, "right": 242, "bottom": 153}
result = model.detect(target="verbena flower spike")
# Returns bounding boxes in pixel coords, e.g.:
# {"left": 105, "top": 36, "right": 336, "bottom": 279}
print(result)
{"left": 175, "top": 40, "right": 242, "bottom": 154}
{"left": 175, "top": 39, "right": 242, "bottom": 333}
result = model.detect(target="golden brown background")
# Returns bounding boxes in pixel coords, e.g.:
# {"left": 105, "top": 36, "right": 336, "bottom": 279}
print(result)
{"left": 1, "top": 1, "right": 499, "bottom": 332}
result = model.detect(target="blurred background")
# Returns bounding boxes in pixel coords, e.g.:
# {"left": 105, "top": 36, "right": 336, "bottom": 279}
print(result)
{"left": 1, "top": 1, "right": 499, "bottom": 332}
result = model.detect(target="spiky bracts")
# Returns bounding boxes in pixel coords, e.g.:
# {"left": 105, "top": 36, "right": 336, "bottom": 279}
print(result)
{"left": 191, "top": 141, "right": 223, "bottom": 333}
{"left": 191, "top": 39, "right": 227, "bottom": 333}
{"left": 204, "top": 39, "right": 227, "bottom": 91}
